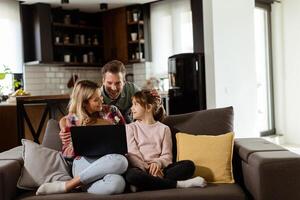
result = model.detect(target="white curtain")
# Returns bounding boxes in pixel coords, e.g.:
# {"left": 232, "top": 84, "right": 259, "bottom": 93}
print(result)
{"left": 150, "top": 0, "right": 193, "bottom": 77}
{"left": 0, "top": 0, "right": 23, "bottom": 73}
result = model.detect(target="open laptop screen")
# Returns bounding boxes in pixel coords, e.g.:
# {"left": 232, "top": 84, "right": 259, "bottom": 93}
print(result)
{"left": 70, "top": 125, "right": 127, "bottom": 157}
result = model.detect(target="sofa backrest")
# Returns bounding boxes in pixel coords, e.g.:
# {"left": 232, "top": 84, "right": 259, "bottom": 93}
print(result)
{"left": 162, "top": 106, "right": 234, "bottom": 161}
{"left": 42, "top": 106, "right": 234, "bottom": 153}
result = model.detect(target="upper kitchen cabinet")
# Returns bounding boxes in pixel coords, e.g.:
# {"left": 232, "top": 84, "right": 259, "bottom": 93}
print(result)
{"left": 126, "top": 4, "right": 151, "bottom": 63}
{"left": 21, "top": 3, "right": 103, "bottom": 66}
{"left": 51, "top": 8, "right": 103, "bottom": 65}
{"left": 101, "top": 7, "right": 128, "bottom": 64}
{"left": 102, "top": 4, "right": 151, "bottom": 64}
{"left": 20, "top": 3, "right": 151, "bottom": 66}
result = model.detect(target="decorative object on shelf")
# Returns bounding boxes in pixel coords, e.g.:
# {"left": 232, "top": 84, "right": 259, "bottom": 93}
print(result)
{"left": 93, "top": 35, "right": 99, "bottom": 45}
{"left": 74, "top": 34, "right": 80, "bottom": 44}
{"left": 55, "top": 36, "right": 60, "bottom": 44}
{"left": 131, "top": 53, "right": 136, "bottom": 60}
{"left": 63, "top": 34, "right": 70, "bottom": 44}
{"left": 64, "top": 54, "right": 71, "bottom": 63}
{"left": 64, "top": 14, "right": 71, "bottom": 24}
{"left": 80, "top": 34, "right": 85, "bottom": 45}
{"left": 83, "top": 54, "right": 88, "bottom": 63}
{"left": 87, "top": 37, "right": 92, "bottom": 45}
{"left": 88, "top": 51, "right": 95, "bottom": 63}
{"left": 131, "top": 32, "right": 137, "bottom": 41}
{"left": 132, "top": 10, "right": 140, "bottom": 22}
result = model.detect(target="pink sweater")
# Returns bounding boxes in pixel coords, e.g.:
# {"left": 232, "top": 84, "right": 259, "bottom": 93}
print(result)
{"left": 126, "top": 121, "right": 172, "bottom": 171}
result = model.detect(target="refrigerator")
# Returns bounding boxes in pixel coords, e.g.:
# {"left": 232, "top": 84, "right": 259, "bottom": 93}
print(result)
{"left": 167, "top": 53, "right": 206, "bottom": 115}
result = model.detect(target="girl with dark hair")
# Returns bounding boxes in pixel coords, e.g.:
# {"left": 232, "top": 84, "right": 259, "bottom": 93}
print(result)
{"left": 125, "top": 90, "right": 206, "bottom": 191}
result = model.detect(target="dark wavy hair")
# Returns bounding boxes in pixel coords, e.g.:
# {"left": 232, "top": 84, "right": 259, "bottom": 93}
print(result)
{"left": 132, "top": 90, "right": 166, "bottom": 122}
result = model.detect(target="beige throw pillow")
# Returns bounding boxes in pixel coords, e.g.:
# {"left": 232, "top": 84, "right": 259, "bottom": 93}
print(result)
{"left": 17, "top": 139, "right": 72, "bottom": 190}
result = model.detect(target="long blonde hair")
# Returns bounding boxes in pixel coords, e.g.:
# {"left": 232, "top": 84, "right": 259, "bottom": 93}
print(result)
{"left": 68, "top": 80, "right": 100, "bottom": 122}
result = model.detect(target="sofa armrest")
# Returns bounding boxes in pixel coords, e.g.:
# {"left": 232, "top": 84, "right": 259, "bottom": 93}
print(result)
{"left": 0, "top": 146, "right": 23, "bottom": 200}
{"left": 234, "top": 138, "right": 300, "bottom": 200}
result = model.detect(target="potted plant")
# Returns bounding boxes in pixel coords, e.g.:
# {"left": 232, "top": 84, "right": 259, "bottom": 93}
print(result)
{"left": 0, "top": 65, "right": 12, "bottom": 102}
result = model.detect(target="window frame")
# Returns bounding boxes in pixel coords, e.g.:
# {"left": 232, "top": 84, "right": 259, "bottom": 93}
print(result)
{"left": 255, "top": 2, "right": 276, "bottom": 136}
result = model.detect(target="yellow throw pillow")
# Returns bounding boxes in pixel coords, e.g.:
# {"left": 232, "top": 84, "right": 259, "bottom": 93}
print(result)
{"left": 176, "top": 132, "right": 234, "bottom": 183}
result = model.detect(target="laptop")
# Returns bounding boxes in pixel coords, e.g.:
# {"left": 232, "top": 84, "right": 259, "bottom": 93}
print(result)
{"left": 70, "top": 125, "right": 127, "bottom": 157}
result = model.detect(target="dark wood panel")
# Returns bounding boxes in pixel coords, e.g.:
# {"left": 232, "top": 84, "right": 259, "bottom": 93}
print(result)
{"left": 0, "top": 106, "right": 18, "bottom": 152}
{"left": 191, "top": 0, "right": 204, "bottom": 53}
{"left": 102, "top": 7, "right": 128, "bottom": 64}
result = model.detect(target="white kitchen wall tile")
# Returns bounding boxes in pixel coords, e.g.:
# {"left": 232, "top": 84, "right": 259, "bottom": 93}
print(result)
{"left": 46, "top": 72, "right": 55, "bottom": 78}
{"left": 50, "top": 67, "right": 59, "bottom": 72}
{"left": 56, "top": 73, "right": 65, "bottom": 78}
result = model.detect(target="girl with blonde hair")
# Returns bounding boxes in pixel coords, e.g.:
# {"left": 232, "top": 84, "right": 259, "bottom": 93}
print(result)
{"left": 36, "top": 80, "right": 128, "bottom": 195}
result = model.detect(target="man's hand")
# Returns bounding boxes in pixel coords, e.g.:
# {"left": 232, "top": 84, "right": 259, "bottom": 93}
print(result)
{"left": 150, "top": 89, "right": 162, "bottom": 104}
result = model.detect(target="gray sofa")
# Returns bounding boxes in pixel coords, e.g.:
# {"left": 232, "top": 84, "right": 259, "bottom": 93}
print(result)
{"left": 1, "top": 106, "right": 300, "bottom": 200}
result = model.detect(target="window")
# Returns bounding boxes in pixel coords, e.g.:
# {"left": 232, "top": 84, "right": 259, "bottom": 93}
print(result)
{"left": 150, "top": 0, "right": 193, "bottom": 77}
{"left": 254, "top": 3, "right": 275, "bottom": 136}
{"left": 0, "top": 0, "right": 23, "bottom": 95}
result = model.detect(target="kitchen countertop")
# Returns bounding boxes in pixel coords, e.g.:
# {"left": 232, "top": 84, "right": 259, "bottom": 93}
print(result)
{"left": 0, "top": 94, "right": 70, "bottom": 106}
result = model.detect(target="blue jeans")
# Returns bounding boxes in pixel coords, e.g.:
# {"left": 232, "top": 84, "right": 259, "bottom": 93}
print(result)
{"left": 72, "top": 154, "right": 128, "bottom": 195}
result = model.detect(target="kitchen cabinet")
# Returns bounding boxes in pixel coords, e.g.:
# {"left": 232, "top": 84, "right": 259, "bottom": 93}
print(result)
{"left": 21, "top": 3, "right": 104, "bottom": 66}
{"left": 102, "top": 7, "right": 128, "bottom": 64}
{"left": 127, "top": 4, "right": 152, "bottom": 63}
{"left": 102, "top": 5, "right": 151, "bottom": 64}
{"left": 20, "top": 3, "right": 151, "bottom": 66}
{"left": 51, "top": 8, "right": 103, "bottom": 65}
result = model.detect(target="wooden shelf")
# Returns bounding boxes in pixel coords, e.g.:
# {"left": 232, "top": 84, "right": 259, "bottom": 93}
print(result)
{"left": 52, "top": 61, "right": 102, "bottom": 66}
{"left": 53, "top": 22, "right": 102, "bottom": 31}
{"left": 127, "top": 20, "right": 144, "bottom": 25}
{"left": 128, "top": 58, "right": 145, "bottom": 63}
{"left": 128, "top": 39, "right": 145, "bottom": 44}
{"left": 54, "top": 43, "right": 103, "bottom": 48}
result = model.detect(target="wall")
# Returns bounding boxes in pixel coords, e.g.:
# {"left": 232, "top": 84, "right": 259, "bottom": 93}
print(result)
{"left": 0, "top": 0, "right": 23, "bottom": 73}
{"left": 203, "top": 0, "right": 258, "bottom": 138}
{"left": 272, "top": 0, "right": 300, "bottom": 145}
{"left": 24, "top": 64, "right": 140, "bottom": 96}
{"left": 24, "top": 65, "right": 102, "bottom": 95}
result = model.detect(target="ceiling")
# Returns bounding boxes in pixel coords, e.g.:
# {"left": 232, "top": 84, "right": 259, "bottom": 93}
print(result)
{"left": 18, "top": 0, "right": 157, "bottom": 12}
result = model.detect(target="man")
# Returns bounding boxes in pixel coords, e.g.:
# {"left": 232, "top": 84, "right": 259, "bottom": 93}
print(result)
{"left": 101, "top": 60, "right": 140, "bottom": 123}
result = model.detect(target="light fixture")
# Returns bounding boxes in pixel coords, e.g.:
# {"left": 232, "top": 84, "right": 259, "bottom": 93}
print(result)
{"left": 100, "top": 3, "right": 108, "bottom": 10}
{"left": 61, "top": 0, "right": 69, "bottom": 4}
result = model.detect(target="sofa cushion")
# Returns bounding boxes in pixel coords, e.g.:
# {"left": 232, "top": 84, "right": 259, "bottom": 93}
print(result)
{"left": 176, "top": 132, "right": 234, "bottom": 183}
{"left": 17, "top": 184, "right": 246, "bottom": 200}
{"left": 234, "top": 138, "right": 286, "bottom": 163}
{"left": 162, "top": 106, "right": 234, "bottom": 162}
{"left": 42, "top": 119, "right": 62, "bottom": 151}
{"left": 163, "top": 106, "right": 234, "bottom": 135}
{"left": 17, "top": 139, "right": 72, "bottom": 190}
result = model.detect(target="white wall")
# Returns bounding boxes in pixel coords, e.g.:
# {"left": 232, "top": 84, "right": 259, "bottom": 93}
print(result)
{"left": 272, "top": 0, "right": 300, "bottom": 145}
{"left": 203, "top": 0, "right": 258, "bottom": 138}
